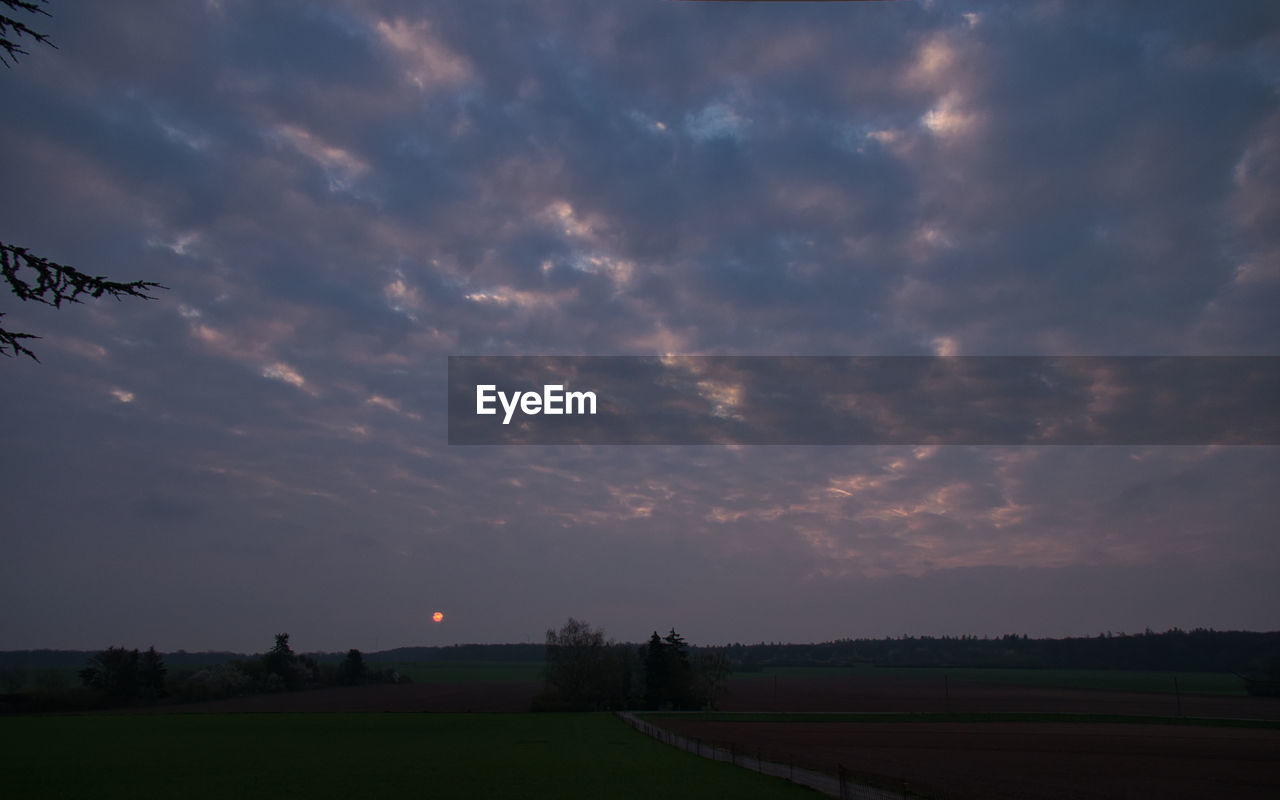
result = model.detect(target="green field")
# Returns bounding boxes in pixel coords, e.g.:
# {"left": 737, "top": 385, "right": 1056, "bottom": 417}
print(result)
{"left": 0, "top": 713, "right": 815, "bottom": 799}
{"left": 753, "top": 665, "right": 1246, "bottom": 695}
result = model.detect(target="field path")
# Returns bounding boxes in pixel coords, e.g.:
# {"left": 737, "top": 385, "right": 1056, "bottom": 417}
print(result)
{"left": 618, "top": 712, "right": 902, "bottom": 799}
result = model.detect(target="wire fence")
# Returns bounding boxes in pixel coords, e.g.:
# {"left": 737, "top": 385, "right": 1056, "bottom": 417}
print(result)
{"left": 616, "top": 711, "right": 914, "bottom": 800}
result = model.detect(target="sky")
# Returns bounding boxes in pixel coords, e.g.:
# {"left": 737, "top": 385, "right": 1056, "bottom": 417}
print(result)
{"left": 1, "top": 0, "right": 1278, "bottom": 654}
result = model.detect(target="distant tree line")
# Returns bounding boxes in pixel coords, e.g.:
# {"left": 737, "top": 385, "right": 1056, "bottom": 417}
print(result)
{"left": 720, "top": 629, "right": 1280, "bottom": 679}
{"left": 162, "top": 634, "right": 407, "bottom": 703}
{"left": 0, "top": 633, "right": 408, "bottom": 712}
{"left": 78, "top": 646, "right": 167, "bottom": 702}
{"left": 0, "top": 643, "right": 548, "bottom": 672}
{"left": 6, "top": 627, "right": 1280, "bottom": 711}
{"left": 533, "top": 618, "right": 732, "bottom": 711}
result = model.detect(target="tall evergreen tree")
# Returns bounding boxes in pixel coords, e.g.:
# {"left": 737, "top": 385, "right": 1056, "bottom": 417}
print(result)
{"left": 662, "top": 629, "right": 693, "bottom": 709}
{"left": 643, "top": 632, "right": 667, "bottom": 708}
{"left": 338, "top": 649, "right": 367, "bottom": 686}
{"left": 263, "top": 633, "right": 298, "bottom": 690}
{"left": 138, "top": 646, "right": 166, "bottom": 698}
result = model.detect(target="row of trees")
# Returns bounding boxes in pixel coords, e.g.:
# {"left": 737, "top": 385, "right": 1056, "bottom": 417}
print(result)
{"left": 23, "top": 634, "right": 406, "bottom": 709}
{"left": 535, "top": 618, "right": 731, "bottom": 711}
{"left": 718, "top": 629, "right": 1280, "bottom": 675}
{"left": 171, "top": 634, "right": 406, "bottom": 703}
{"left": 78, "top": 646, "right": 167, "bottom": 701}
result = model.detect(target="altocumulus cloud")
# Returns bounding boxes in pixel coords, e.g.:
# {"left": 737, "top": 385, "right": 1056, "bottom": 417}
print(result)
{"left": 0, "top": 0, "right": 1277, "bottom": 650}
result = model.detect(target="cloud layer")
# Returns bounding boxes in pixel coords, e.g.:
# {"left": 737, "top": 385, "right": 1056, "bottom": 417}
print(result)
{"left": 1, "top": 0, "right": 1277, "bottom": 651}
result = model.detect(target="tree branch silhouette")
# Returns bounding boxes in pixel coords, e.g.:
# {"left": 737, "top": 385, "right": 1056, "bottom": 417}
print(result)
{"left": 2, "top": 1, "right": 166, "bottom": 361}
{"left": 1, "top": 0, "right": 55, "bottom": 67}
{"left": 1, "top": 244, "right": 166, "bottom": 361}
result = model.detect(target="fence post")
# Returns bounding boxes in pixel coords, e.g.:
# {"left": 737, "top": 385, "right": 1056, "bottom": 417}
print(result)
{"left": 837, "top": 764, "right": 848, "bottom": 800}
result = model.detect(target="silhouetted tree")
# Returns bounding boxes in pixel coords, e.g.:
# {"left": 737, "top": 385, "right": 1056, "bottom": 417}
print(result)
{"left": 638, "top": 628, "right": 729, "bottom": 709}
{"left": 662, "top": 628, "right": 692, "bottom": 706}
{"left": 338, "top": 648, "right": 367, "bottom": 686}
{"left": 263, "top": 633, "right": 298, "bottom": 690}
{"left": 294, "top": 653, "right": 320, "bottom": 688}
{"left": 79, "top": 646, "right": 140, "bottom": 701}
{"left": 642, "top": 632, "right": 667, "bottom": 708}
{"left": 1, "top": 1, "right": 165, "bottom": 360}
{"left": 540, "top": 617, "right": 626, "bottom": 711}
{"left": 138, "top": 646, "right": 167, "bottom": 698}
{"left": 642, "top": 629, "right": 701, "bottom": 709}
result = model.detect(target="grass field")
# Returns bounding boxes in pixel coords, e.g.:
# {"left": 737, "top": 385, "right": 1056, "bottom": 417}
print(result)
{"left": 753, "top": 665, "right": 1246, "bottom": 695}
{"left": 0, "top": 713, "right": 814, "bottom": 800}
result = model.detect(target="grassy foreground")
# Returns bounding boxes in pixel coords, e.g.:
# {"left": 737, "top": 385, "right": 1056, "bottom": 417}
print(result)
{"left": 0, "top": 712, "right": 814, "bottom": 800}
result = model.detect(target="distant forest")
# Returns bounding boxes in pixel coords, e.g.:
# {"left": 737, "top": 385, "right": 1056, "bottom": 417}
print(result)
{"left": 722, "top": 629, "right": 1280, "bottom": 674}
{"left": 4, "top": 628, "right": 1278, "bottom": 674}
{"left": 4, "top": 628, "right": 1280, "bottom": 712}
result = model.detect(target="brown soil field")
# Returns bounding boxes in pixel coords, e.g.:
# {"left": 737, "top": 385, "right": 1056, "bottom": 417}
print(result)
{"left": 141, "top": 672, "right": 1280, "bottom": 721}
{"left": 653, "top": 718, "right": 1280, "bottom": 800}
{"left": 144, "top": 681, "right": 541, "bottom": 713}
{"left": 722, "top": 673, "right": 1280, "bottom": 720}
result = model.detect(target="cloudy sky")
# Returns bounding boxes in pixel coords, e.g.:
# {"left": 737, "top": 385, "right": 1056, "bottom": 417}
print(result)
{"left": 1, "top": 0, "right": 1278, "bottom": 653}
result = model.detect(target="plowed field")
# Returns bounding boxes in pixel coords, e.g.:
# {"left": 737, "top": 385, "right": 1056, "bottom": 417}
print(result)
{"left": 652, "top": 718, "right": 1280, "bottom": 800}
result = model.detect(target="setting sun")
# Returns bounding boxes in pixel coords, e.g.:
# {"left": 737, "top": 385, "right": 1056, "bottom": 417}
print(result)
{"left": 432, "top": 611, "right": 444, "bottom": 623}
